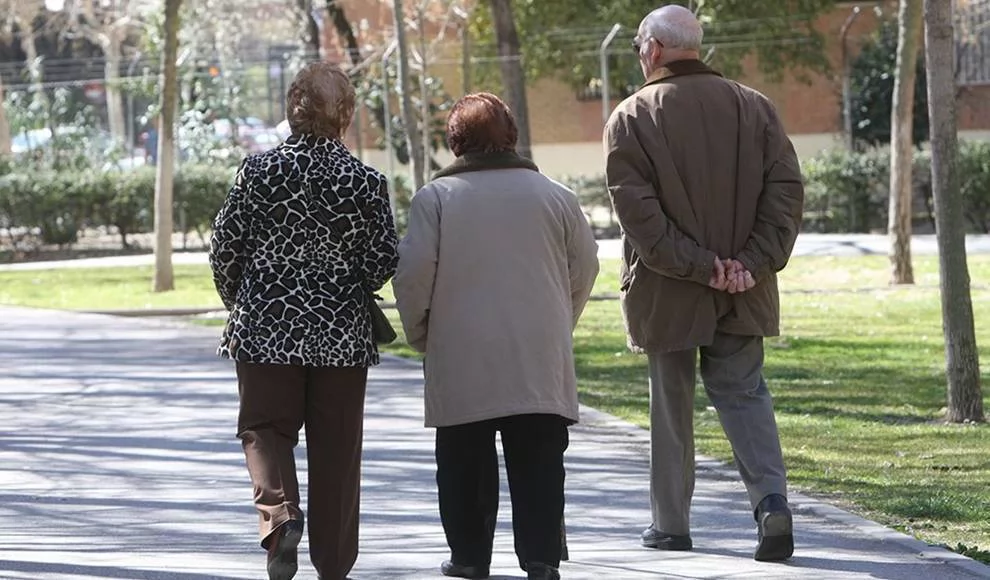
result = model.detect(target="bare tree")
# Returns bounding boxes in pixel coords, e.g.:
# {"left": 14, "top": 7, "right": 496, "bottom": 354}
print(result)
{"left": 888, "top": 0, "right": 923, "bottom": 285}
{"left": 487, "top": 0, "right": 531, "bottom": 160}
{"left": 924, "top": 0, "right": 984, "bottom": 423}
{"left": 2, "top": 0, "right": 49, "bottom": 108}
{"left": 153, "top": 0, "right": 182, "bottom": 293}
{"left": 295, "top": 0, "right": 321, "bottom": 59}
{"left": 0, "top": 75, "right": 10, "bottom": 156}
{"left": 64, "top": 0, "right": 147, "bottom": 144}
{"left": 392, "top": 0, "right": 425, "bottom": 191}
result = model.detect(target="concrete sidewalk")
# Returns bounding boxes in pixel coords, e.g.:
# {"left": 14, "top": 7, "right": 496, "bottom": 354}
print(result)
{"left": 2, "top": 234, "right": 990, "bottom": 272}
{"left": 0, "top": 307, "right": 986, "bottom": 580}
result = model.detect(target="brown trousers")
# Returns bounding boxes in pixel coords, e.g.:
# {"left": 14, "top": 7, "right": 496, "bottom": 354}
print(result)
{"left": 236, "top": 362, "right": 368, "bottom": 580}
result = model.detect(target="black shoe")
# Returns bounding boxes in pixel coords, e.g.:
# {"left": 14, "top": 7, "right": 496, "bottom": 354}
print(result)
{"left": 641, "top": 525, "right": 692, "bottom": 550}
{"left": 526, "top": 562, "right": 561, "bottom": 580}
{"left": 267, "top": 519, "right": 304, "bottom": 580}
{"left": 754, "top": 494, "right": 794, "bottom": 561}
{"left": 440, "top": 560, "right": 490, "bottom": 579}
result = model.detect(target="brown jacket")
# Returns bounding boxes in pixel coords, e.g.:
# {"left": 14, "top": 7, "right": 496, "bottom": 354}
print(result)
{"left": 604, "top": 60, "right": 804, "bottom": 353}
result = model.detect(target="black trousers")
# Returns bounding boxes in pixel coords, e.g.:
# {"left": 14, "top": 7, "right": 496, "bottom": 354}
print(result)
{"left": 435, "top": 414, "right": 570, "bottom": 570}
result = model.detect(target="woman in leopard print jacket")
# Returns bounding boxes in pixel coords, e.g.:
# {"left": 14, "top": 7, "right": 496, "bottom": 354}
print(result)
{"left": 208, "top": 62, "right": 398, "bottom": 580}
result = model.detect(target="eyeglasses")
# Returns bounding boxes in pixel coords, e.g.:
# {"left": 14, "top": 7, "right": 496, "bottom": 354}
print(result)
{"left": 632, "top": 36, "right": 663, "bottom": 55}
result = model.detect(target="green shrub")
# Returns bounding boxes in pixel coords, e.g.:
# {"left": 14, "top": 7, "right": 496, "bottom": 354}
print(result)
{"left": 803, "top": 144, "right": 990, "bottom": 234}
{"left": 958, "top": 141, "right": 990, "bottom": 233}
{"left": 802, "top": 148, "right": 890, "bottom": 233}
{"left": 0, "top": 163, "right": 235, "bottom": 250}
{"left": 176, "top": 164, "right": 237, "bottom": 241}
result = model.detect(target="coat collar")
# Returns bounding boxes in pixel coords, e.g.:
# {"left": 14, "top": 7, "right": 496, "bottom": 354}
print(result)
{"left": 641, "top": 59, "right": 722, "bottom": 90}
{"left": 278, "top": 133, "right": 345, "bottom": 155}
{"left": 432, "top": 151, "right": 540, "bottom": 180}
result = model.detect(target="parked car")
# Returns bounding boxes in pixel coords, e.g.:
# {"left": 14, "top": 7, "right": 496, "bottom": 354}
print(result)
{"left": 11, "top": 126, "right": 144, "bottom": 170}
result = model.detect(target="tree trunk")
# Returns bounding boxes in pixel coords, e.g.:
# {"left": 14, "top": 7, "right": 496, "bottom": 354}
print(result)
{"left": 153, "top": 0, "right": 182, "bottom": 293}
{"left": 418, "top": 5, "right": 431, "bottom": 182}
{"left": 392, "top": 0, "right": 425, "bottom": 191}
{"left": 924, "top": 0, "right": 984, "bottom": 423}
{"left": 18, "top": 26, "right": 48, "bottom": 110}
{"left": 0, "top": 75, "right": 11, "bottom": 156}
{"left": 296, "top": 0, "right": 321, "bottom": 60}
{"left": 104, "top": 33, "right": 127, "bottom": 144}
{"left": 488, "top": 0, "right": 532, "bottom": 160}
{"left": 326, "top": 0, "right": 361, "bottom": 65}
{"left": 888, "top": 0, "right": 923, "bottom": 285}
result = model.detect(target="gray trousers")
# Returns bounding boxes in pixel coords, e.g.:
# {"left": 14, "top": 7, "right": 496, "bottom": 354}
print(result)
{"left": 647, "top": 332, "right": 787, "bottom": 535}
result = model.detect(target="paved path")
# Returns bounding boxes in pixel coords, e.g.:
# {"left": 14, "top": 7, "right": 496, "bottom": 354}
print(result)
{"left": 0, "top": 307, "right": 987, "bottom": 579}
{"left": 2, "top": 234, "right": 989, "bottom": 272}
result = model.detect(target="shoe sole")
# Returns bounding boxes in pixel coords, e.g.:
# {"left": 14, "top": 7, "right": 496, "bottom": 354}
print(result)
{"left": 755, "top": 511, "right": 794, "bottom": 561}
{"left": 440, "top": 563, "right": 490, "bottom": 579}
{"left": 268, "top": 525, "right": 303, "bottom": 580}
{"left": 641, "top": 538, "right": 693, "bottom": 551}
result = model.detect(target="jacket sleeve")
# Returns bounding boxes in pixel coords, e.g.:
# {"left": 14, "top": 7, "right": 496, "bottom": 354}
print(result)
{"left": 209, "top": 160, "right": 253, "bottom": 311}
{"left": 393, "top": 188, "right": 439, "bottom": 353}
{"left": 357, "top": 175, "right": 399, "bottom": 292}
{"left": 734, "top": 106, "right": 805, "bottom": 282}
{"left": 563, "top": 190, "right": 600, "bottom": 328}
{"left": 604, "top": 109, "right": 717, "bottom": 286}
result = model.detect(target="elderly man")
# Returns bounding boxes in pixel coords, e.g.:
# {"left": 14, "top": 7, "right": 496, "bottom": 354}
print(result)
{"left": 603, "top": 5, "right": 804, "bottom": 562}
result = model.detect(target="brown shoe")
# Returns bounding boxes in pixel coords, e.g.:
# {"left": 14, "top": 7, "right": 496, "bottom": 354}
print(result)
{"left": 267, "top": 519, "right": 304, "bottom": 580}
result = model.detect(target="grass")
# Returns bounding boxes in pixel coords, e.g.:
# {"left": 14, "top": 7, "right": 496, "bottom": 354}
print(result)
{"left": 2, "top": 254, "right": 990, "bottom": 560}
{"left": 0, "top": 265, "right": 223, "bottom": 310}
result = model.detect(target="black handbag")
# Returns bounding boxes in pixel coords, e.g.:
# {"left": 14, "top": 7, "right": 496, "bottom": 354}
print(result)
{"left": 369, "top": 293, "right": 397, "bottom": 345}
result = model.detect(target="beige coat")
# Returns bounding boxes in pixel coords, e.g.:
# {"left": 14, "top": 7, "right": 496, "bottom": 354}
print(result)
{"left": 604, "top": 60, "right": 805, "bottom": 353}
{"left": 393, "top": 153, "right": 600, "bottom": 427}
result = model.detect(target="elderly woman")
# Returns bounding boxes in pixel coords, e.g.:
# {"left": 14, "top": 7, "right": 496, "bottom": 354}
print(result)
{"left": 393, "top": 93, "right": 599, "bottom": 580}
{"left": 209, "top": 62, "right": 398, "bottom": 580}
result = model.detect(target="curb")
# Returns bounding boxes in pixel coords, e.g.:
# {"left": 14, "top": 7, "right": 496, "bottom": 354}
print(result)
{"left": 576, "top": 405, "right": 990, "bottom": 578}
{"left": 80, "top": 307, "right": 228, "bottom": 317}
{"left": 78, "top": 302, "right": 400, "bottom": 318}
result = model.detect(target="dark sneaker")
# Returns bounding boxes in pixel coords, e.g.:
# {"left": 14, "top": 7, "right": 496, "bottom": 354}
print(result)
{"left": 440, "top": 560, "right": 490, "bottom": 579}
{"left": 640, "top": 524, "right": 692, "bottom": 550}
{"left": 754, "top": 494, "right": 794, "bottom": 561}
{"left": 267, "top": 519, "right": 304, "bottom": 580}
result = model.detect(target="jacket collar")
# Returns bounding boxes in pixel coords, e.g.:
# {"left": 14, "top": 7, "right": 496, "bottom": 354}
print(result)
{"left": 432, "top": 151, "right": 539, "bottom": 180}
{"left": 641, "top": 59, "right": 722, "bottom": 90}
{"left": 278, "top": 133, "right": 344, "bottom": 155}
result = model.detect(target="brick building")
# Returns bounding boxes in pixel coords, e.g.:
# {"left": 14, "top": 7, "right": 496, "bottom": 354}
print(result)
{"left": 325, "top": 1, "right": 990, "bottom": 180}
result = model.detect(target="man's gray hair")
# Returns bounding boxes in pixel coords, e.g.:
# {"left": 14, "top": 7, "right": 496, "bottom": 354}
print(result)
{"left": 639, "top": 5, "right": 704, "bottom": 52}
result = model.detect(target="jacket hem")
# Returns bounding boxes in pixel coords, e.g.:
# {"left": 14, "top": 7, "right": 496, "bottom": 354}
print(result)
{"left": 425, "top": 404, "right": 580, "bottom": 429}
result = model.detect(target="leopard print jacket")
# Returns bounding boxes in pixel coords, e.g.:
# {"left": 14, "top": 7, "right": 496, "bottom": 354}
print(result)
{"left": 209, "top": 134, "right": 399, "bottom": 367}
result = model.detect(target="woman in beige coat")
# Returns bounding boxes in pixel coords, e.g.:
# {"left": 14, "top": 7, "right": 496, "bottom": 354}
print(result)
{"left": 393, "top": 93, "right": 599, "bottom": 580}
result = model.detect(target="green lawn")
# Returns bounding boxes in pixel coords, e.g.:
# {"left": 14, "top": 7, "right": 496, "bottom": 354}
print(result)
{"left": 1, "top": 254, "right": 989, "bottom": 559}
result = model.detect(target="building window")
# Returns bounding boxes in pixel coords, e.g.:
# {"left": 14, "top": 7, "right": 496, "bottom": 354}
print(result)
{"left": 958, "top": 0, "right": 990, "bottom": 86}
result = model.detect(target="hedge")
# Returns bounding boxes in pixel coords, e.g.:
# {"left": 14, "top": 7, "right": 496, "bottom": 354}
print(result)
{"left": 0, "top": 164, "right": 235, "bottom": 248}
{"left": 2, "top": 141, "right": 988, "bottom": 250}
{"left": 563, "top": 141, "right": 990, "bottom": 235}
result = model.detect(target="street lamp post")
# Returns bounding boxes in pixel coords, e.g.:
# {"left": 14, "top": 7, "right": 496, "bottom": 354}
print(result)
{"left": 840, "top": 6, "right": 863, "bottom": 151}
{"left": 382, "top": 40, "right": 399, "bottom": 217}
{"left": 600, "top": 24, "right": 622, "bottom": 126}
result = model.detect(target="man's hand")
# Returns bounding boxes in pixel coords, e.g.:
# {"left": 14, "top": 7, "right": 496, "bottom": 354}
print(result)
{"left": 723, "top": 259, "right": 756, "bottom": 294}
{"left": 708, "top": 258, "right": 728, "bottom": 290}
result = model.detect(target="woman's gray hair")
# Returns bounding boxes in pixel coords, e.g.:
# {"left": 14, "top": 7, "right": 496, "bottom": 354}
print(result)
{"left": 640, "top": 5, "right": 704, "bottom": 52}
